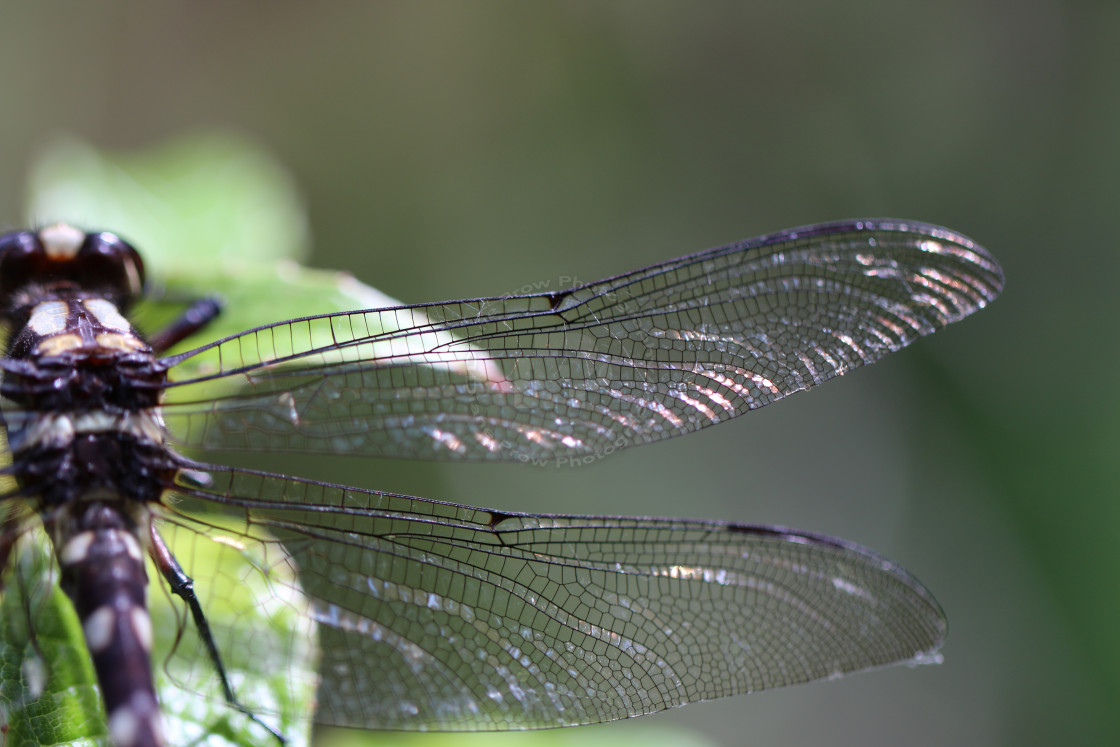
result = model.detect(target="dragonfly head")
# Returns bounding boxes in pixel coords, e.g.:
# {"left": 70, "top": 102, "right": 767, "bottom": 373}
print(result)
{"left": 0, "top": 224, "right": 146, "bottom": 315}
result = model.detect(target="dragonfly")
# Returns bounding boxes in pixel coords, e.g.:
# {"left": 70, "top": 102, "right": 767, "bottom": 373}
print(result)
{"left": 0, "top": 219, "right": 1003, "bottom": 747}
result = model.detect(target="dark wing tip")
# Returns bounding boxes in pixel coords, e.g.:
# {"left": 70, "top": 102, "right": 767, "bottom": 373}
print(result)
{"left": 725, "top": 521, "right": 949, "bottom": 652}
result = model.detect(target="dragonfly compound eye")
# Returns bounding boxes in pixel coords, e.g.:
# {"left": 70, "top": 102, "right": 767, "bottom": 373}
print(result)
{"left": 0, "top": 229, "right": 42, "bottom": 304}
{"left": 79, "top": 231, "right": 147, "bottom": 305}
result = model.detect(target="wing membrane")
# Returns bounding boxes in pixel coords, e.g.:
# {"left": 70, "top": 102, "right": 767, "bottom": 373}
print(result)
{"left": 163, "top": 463, "right": 946, "bottom": 730}
{"left": 160, "top": 220, "right": 1003, "bottom": 461}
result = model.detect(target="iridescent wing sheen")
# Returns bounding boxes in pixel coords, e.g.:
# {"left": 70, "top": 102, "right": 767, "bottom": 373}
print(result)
{"left": 161, "top": 463, "right": 946, "bottom": 731}
{"left": 156, "top": 219, "right": 1003, "bottom": 463}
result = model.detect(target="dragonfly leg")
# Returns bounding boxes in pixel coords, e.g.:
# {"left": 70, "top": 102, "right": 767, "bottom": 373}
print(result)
{"left": 148, "top": 523, "right": 287, "bottom": 745}
{"left": 147, "top": 297, "right": 222, "bottom": 353}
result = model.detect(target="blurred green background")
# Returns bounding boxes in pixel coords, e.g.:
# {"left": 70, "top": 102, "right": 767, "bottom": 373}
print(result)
{"left": 0, "top": 2, "right": 1115, "bottom": 746}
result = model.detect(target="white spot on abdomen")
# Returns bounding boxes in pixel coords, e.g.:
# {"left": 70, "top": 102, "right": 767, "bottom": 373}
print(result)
{"left": 130, "top": 607, "right": 153, "bottom": 652}
{"left": 61, "top": 531, "right": 96, "bottom": 565}
{"left": 108, "top": 704, "right": 140, "bottom": 747}
{"left": 108, "top": 693, "right": 163, "bottom": 747}
{"left": 121, "top": 531, "right": 144, "bottom": 562}
{"left": 83, "top": 605, "right": 116, "bottom": 653}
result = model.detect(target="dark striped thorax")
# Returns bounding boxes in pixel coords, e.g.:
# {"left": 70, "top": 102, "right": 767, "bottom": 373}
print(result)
{"left": 0, "top": 223, "right": 172, "bottom": 747}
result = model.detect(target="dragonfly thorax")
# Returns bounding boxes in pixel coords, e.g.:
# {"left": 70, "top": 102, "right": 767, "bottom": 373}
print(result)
{"left": 0, "top": 294, "right": 171, "bottom": 508}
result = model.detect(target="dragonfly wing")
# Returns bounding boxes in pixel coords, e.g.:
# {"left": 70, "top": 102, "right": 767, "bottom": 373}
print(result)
{"left": 165, "top": 463, "right": 947, "bottom": 730}
{"left": 161, "top": 220, "right": 1003, "bottom": 462}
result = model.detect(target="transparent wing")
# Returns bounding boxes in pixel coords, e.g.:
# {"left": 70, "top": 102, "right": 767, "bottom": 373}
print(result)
{"left": 161, "top": 463, "right": 947, "bottom": 731}
{"left": 160, "top": 219, "right": 1003, "bottom": 462}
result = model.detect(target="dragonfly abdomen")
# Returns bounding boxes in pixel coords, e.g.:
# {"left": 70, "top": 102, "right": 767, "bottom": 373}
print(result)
{"left": 53, "top": 505, "right": 165, "bottom": 747}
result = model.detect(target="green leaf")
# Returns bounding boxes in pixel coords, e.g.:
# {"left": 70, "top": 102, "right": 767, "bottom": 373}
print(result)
{"left": 0, "top": 532, "right": 107, "bottom": 747}
{"left": 316, "top": 724, "right": 718, "bottom": 747}
{"left": 26, "top": 132, "right": 310, "bottom": 271}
